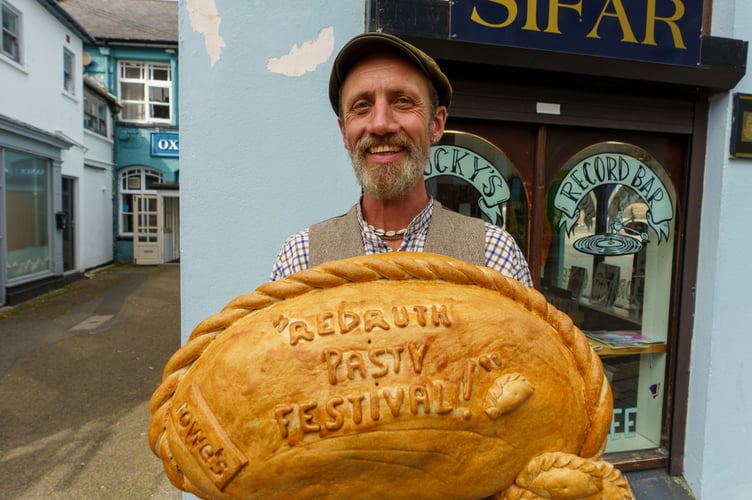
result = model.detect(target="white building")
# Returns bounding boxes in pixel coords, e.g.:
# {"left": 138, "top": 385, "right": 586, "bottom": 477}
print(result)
{"left": 1, "top": 0, "right": 116, "bottom": 305}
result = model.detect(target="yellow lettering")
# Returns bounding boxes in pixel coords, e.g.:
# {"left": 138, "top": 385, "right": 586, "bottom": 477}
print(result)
{"left": 470, "top": 0, "right": 518, "bottom": 28}
{"left": 545, "top": 0, "right": 582, "bottom": 34}
{"left": 643, "top": 0, "right": 686, "bottom": 48}
{"left": 586, "top": 0, "right": 637, "bottom": 43}
{"left": 521, "top": 0, "right": 541, "bottom": 31}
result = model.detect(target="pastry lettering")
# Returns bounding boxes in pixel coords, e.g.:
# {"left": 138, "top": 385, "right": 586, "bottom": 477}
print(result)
{"left": 174, "top": 394, "right": 248, "bottom": 491}
{"left": 324, "top": 342, "right": 429, "bottom": 385}
{"left": 278, "top": 304, "right": 451, "bottom": 345}
{"left": 273, "top": 381, "right": 457, "bottom": 440}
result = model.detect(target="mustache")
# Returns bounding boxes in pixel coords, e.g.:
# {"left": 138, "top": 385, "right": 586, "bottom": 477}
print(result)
{"left": 354, "top": 133, "right": 411, "bottom": 153}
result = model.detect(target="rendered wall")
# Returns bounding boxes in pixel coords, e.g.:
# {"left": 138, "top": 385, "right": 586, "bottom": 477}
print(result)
{"left": 179, "top": 0, "right": 363, "bottom": 338}
{"left": 684, "top": 0, "right": 752, "bottom": 497}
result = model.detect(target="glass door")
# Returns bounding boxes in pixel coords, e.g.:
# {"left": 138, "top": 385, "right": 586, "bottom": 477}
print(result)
{"left": 133, "top": 194, "right": 163, "bottom": 265}
{"left": 435, "top": 118, "right": 688, "bottom": 458}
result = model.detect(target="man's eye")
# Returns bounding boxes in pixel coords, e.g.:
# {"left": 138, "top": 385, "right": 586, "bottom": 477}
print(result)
{"left": 395, "top": 96, "right": 414, "bottom": 107}
{"left": 352, "top": 101, "right": 370, "bottom": 112}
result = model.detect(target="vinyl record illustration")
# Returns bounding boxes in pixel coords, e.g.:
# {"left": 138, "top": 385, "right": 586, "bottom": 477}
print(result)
{"left": 573, "top": 233, "right": 643, "bottom": 256}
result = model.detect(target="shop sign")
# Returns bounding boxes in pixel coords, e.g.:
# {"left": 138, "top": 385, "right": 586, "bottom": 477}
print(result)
{"left": 426, "top": 143, "right": 511, "bottom": 224}
{"left": 553, "top": 152, "right": 673, "bottom": 256}
{"left": 151, "top": 132, "right": 179, "bottom": 158}
{"left": 452, "top": 0, "right": 702, "bottom": 67}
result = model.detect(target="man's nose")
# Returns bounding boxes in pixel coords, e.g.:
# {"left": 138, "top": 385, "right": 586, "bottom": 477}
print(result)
{"left": 367, "top": 98, "right": 399, "bottom": 136}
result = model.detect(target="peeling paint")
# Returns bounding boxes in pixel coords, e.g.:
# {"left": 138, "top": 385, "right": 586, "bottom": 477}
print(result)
{"left": 267, "top": 27, "right": 335, "bottom": 77}
{"left": 186, "top": 0, "right": 226, "bottom": 67}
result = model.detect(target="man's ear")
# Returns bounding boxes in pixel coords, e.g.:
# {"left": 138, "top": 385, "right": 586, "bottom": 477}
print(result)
{"left": 430, "top": 105, "right": 448, "bottom": 144}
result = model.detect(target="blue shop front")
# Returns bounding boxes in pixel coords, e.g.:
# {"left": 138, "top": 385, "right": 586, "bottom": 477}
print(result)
{"left": 114, "top": 128, "right": 180, "bottom": 265}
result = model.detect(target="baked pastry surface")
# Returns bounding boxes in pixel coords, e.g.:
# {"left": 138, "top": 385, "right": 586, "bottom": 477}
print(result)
{"left": 149, "top": 252, "right": 630, "bottom": 499}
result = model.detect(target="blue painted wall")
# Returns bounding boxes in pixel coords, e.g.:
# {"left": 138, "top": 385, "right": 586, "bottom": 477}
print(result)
{"left": 179, "top": 1, "right": 363, "bottom": 334}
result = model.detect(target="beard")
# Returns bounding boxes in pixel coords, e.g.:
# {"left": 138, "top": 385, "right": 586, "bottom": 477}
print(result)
{"left": 349, "top": 132, "right": 429, "bottom": 200}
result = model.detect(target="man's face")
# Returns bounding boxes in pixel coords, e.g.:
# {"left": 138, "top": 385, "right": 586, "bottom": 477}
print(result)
{"left": 338, "top": 53, "right": 447, "bottom": 200}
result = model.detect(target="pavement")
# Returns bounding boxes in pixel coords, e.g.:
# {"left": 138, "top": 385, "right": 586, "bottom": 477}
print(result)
{"left": 0, "top": 263, "right": 182, "bottom": 500}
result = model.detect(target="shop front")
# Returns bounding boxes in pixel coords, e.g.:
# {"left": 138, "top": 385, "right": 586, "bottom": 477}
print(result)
{"left": 370, "top": 0, "right": 747, "bottom": 475}
{"left": 0, "top": 119, "right": 74, "bottom": 306}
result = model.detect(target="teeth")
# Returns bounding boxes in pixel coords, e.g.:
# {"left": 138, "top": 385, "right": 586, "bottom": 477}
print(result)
{"left": 369, "top": 144, "right": 401, "bottom": 154}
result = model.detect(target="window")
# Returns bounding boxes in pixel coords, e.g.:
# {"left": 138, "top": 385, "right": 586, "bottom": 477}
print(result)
{"left": 3, "top": 149, "right": 51, "bottom": 279}
{"left": 437, "top": 115, "right": 689, "bottom": 462}
{"left": 63, "top": 49, "right": 74, "bottom": 94}
{"left": 118, "top": 167, "right": 163, "bottom": 236}
{"left": 1, "top": 1, "right": 20, "bottom": 62}
{"left": 543, "top": 141, "right": 678, "bottom": 454}
{"left": 118, "top": 61, "right": 172, "bottom": 123}
{"left": 84, "top": 90, "right": 108, "bottom": 137}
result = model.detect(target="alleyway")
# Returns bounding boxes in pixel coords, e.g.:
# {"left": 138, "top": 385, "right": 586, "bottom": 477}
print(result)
{"left": 0, "top": 264, "right": 181, "bottom": 499}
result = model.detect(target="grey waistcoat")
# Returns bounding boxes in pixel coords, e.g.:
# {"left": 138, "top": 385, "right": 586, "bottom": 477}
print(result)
{"left": 308, "top": 201, "right": 486, "bottom": 267}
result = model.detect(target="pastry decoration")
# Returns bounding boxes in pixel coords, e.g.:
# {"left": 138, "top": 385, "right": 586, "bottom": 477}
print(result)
{"left": 148, "top": 252, "right": 633, "bottom": 499}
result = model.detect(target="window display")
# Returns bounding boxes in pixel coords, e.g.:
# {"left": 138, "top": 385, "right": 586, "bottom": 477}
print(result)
{"left": 3, "top": 150, "right": 50, "bottom": 280}
{"left": 544, "top": 142, "right": 676, "bottom": 453}
{"left": 426, "top": 131, "right": 528, "bottom": 254}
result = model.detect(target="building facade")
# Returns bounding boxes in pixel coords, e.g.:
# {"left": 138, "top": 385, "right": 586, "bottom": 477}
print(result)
{"left": 60, "top": 0, "right": 180, "bottom": 266}
{"left": 179, "top": 0, "right": 750, "bottom": 497}
{"left": 0, "top": 0, "right": 114, "bottom": 305}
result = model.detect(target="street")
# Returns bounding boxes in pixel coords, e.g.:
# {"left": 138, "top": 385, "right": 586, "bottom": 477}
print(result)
{"left": 0, "top": 264, "right": 181, "bottom": 499}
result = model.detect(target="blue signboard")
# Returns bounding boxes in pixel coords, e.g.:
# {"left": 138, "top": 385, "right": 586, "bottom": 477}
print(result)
{"left": 451, "top": 0, "right": 703, "bottom": 66}
{"left": 150, "top": 132, "right": 179, "bottom": 158}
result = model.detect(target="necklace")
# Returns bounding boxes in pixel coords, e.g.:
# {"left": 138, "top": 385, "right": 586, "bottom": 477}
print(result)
{"left": 367, "top": 224, "right": 407, "bottom": 241}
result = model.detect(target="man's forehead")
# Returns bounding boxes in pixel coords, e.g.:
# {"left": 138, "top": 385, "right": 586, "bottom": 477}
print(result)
{"left": 343, "top": 51, "right": 431, "bottom": 89}
{"left": 329, "top": 32, "right": 452, "bottom": 114}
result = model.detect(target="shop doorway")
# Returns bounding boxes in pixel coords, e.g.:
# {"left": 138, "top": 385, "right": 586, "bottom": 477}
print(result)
{"left": 435, "top": 117, "right": 688, "bottom": 465}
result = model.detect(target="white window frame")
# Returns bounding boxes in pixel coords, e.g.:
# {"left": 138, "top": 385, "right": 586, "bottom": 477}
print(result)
{"left": 1, "top": 0, "right": 21, "bottom": 63}
{"left": 118, "top": 167, "right": 163, "bottom": 236}
{"left": 63, "top": 48, "right": 74, "bottom": 95}
{"left": 84, "top": 89, "right": 109, "bottom": 137}
{"left": 117, "top": 60, "right": 172, "bottom": 124}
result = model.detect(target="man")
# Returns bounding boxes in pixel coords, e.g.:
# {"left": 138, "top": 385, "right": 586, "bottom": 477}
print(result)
{"left": 270, "top": 32, "right": 532, "bottom": 286}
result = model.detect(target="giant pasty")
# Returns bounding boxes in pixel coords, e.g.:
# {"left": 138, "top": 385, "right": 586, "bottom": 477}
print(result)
{"left": 149, "top": 253, "right": 632, "bottom": 499}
